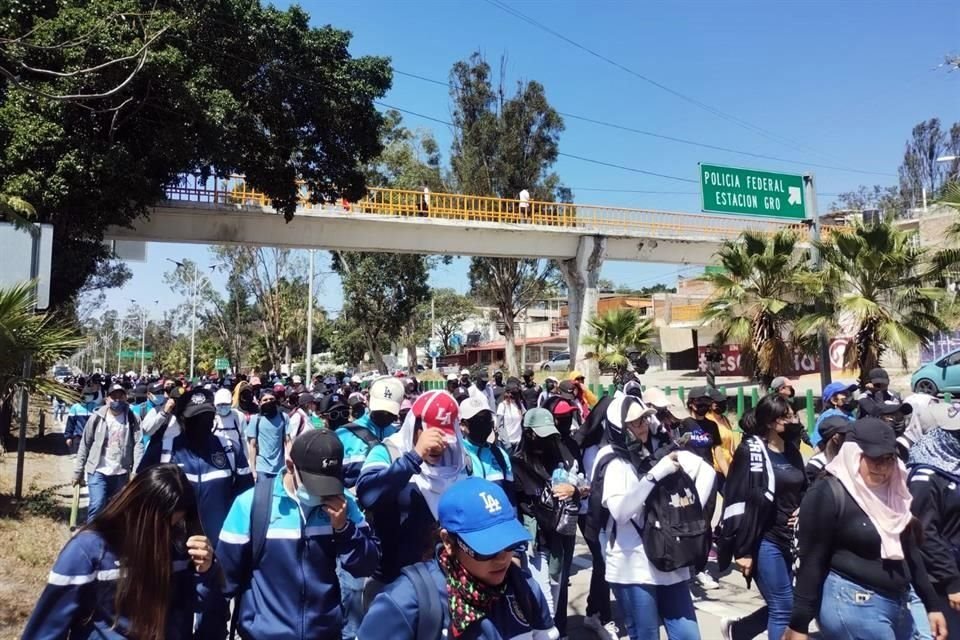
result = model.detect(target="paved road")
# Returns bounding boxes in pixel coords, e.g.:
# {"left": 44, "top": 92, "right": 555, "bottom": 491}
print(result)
{"left": 565, "top": 538, "right": 767, "bottom": 640}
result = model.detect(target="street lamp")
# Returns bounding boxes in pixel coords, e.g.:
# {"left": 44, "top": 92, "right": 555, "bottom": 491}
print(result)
{"left": 166, "top": 259, "right": 214, "bottom": 380}
{"left": 130, "top": 300, "right": 158, "bottom": 377}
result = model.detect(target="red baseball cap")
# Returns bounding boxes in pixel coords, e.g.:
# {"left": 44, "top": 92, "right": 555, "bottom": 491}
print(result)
{"left": 412, "top": 390, "right": 460, "bottom": 437}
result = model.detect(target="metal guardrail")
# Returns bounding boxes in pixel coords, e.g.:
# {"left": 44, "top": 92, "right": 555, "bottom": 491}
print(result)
{"left": 163, "top": 174, "right": 816, "bottom": 242}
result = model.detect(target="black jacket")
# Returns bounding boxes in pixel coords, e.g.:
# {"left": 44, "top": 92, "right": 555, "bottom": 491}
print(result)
{"left": 716, "top": 435, "right": 803, "bottom": 576}
{"left": 910, "top": 464, "right": 960, "bottom": 595}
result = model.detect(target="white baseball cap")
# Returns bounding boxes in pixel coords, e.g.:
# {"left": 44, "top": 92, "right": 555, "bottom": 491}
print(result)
{"left": 642, "top": 387, "right": 676, "bottom": 410}
{"left": 446, "top": 373, "right": 459, "bottom": 382}
{"left": 460, "top": 369, "right": 471, "bottom": 376}
{"left": 368, "top": 376, "right": 404, "bottom": 415}
{"left": 459, "top": 395, "right": 492, "bottom": 421}
{"left": 214, "top": 388, "right": 232, "bottom": 406}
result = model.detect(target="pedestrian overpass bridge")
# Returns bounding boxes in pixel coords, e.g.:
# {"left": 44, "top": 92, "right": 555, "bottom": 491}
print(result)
{"left": 104, "top": 176, "right": 814, "bottom": 379}
{"left": 105, "top": 177, "right": 808, "bottom": 265}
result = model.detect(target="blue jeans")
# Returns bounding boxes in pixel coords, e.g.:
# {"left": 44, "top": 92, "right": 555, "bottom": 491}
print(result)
{"left": 86, "top": 472, "right": 128, "bottom": 522}
{"left": 611, "top": 582, "right": 700, "bottom": 640}
{"left": 730, "top": 539, "right": 794, "bottom": 640}
{"left": 819, "top": 571, "right": 913, "bottom": 639}
{"left": 909, "top": 590, "right": 960, "bottom": 640}
{"left": 337, "top": 561, "right": 363, "bottom": 640}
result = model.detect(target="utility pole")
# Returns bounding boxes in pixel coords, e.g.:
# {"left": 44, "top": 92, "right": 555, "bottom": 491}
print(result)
{"left": 14, "top": 221, "right": 41, "bottom": 500}
{"left": 116, "top": 320, "right": 124, "bottom": 374}
{"left": 306, "top": 250, "right": 315, "bottom": 385}
{"left": 806, "top": 173, "right": 832, "bottom": 390}
{"left": 189, "top": 262, "right": 197, "bottom": 380}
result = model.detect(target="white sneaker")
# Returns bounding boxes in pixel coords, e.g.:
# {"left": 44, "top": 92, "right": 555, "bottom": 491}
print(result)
{"left": 719, "top": 615, "right": 736, "bottom": 640}
{"left": 583, "top": 613, "right": 620, "bottom": 640}
{"left": 696, "top": 571, "right": 720, "bottom": 590}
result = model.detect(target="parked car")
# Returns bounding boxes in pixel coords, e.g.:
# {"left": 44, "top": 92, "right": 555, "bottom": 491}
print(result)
{"left": 912, "top": 349, "right": 960, "bottom": 395}
{"left": 539, "top": 352, "right": 570, "bottom": 372}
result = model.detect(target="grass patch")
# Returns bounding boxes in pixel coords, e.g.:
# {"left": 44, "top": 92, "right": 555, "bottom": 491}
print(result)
{"left": 0, "top": 484, "right": 71, "bottom": 637}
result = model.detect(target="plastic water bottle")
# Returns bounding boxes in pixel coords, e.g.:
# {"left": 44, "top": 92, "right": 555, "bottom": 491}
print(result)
{"left": 551, "top": 464, "right": 568, "bottom": 486}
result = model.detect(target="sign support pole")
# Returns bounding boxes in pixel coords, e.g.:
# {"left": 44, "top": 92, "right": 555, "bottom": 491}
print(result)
{"left": 805, "top": 173, "right": 832, "bottom": 390}
{"left": 14, "top": 224, "right": 40, "bottom": 500}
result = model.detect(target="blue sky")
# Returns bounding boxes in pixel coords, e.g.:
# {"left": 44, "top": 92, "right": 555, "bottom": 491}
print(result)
{"left": 102, "top": 0, "right": 960, "bottom": 322}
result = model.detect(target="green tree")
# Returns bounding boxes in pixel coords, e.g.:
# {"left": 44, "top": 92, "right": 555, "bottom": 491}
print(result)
{"left": 332, "top": 252, "right": 431, "bottom": 373}
{"left": 0, "top": 282, "right": 84, "bottom": 443}
{"left": 898, "top": 119, "right": 960, "bottom": 206}
{"left": 449, "top": 53, "right": 565, "bottom": 375}
{"left": 806, "top": 221, "right": 946, "bottom": 382}
{"left": 431, "top": 288, "right": 476, "bottom": 354}
{"left": 582, "top": 309, "right": 658, "bottom": 381}
{"left": 830, "top": 185, "right": 906, "bottom": 218}
{"left": 0, "top": 1, "right": 391, "bottom": 309}
{"left": 700, "top": 230, "right": 811, "bottom": 388}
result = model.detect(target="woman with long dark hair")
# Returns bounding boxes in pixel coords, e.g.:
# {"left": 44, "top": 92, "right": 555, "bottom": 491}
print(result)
{"left": 23, "top": 464, "right": 215, "bottom": 639}
{"left": 717, "top": 393, "right": 807, "bottom": 640}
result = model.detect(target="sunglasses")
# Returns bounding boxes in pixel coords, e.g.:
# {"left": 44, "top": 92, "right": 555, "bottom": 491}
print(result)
{"left": 327, "top": 408, "right": 349, "bottom": 421}
{"left": 455, "top": 535, "right": 526, "bottom": 561}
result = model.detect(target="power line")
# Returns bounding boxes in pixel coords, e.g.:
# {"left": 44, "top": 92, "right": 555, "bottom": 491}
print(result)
{"left": 390, "top": 66, "right": 895, "bottom": 178}
{"left": 482, "top": 0, "right": 842, "bottom": 162}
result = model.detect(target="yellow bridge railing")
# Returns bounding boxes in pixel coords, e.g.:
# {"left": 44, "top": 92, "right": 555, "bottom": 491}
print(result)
{"left": 163, "top": 175, "right": 821, "bottom": 241}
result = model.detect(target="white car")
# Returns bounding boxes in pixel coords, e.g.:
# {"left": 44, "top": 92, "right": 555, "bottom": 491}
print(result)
{"left": 540, "top": 352, "right": 571, "bottom": 372}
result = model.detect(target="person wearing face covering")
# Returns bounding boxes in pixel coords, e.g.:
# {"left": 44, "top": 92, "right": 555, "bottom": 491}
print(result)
{"left": 495, "top": 377, "right": 526, "bottom": 452}
{"left": 510, "top": 407, "right": 580, "bottom": 638}
{"left": 590, "top": 395, "right": 716, "bottom": 640}
{"left": 319, "top": 392, "right": 351, "bottom": 431}
{"left": 73, "top": 383, "right": 142, "bottom": 522}
{"left": 214, "top": 387, "right": 245, "bottom": 452}
{"left": 460, "top": 396, "right": 515, "bottom": 502}
{"left": 812, "top": 381, "right": 858, "bottom": 448}
{"left": 358, "top": 477, "right": 557, "bottom": 640}
{"left": 356, "top": 390, "right": 467, "bottom": 605}
{"left": 336, "top": 377, "right": 404, "bottom": 490}
{"left": 908, "top": 401, "right": 960, "bottom": 639}
{"left": 65, "top": 383, "right": 101, "bottom": 456}
{"left": 539, "top": 376, "right": 558, "bottom": 407}
{"left": 233, "top": 380, "right": 259, "bottom": 418}
{"left": 717, "top": 394, "right": 807, "bottom": 640}
{"left": 218, "top": 429, "right": 380, "bottom": 640}
{"left": 244, "top": 388, "right": 291, "bottom": 484}
{"left": 138, "top": 388, "right": 253, "bottom": 639}
{"left": 472, "top": 370, "right": 497, "bottom": 411}
{"left": 784, "top": 419, "right": 946, "bottom": 640}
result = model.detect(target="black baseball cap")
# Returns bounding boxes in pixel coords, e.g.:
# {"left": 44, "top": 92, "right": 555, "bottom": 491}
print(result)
{"left": 868, "top": 368, "right": 890, "bottom": 384}
{"left": 179, "top": 388, "right": 215, "bottom": 419}
{"left": 298, "top": 393, "right": 316, "bottom": 409}
{"left": 290, "top": 429, "right": 344, "bottom": 497}
{"left": 850, "top": 417, "right": 898, "bottom": 457}
{"left": 148, "top": 381, "right": 165, "bottom": 395}
{"left": 523, "top": 368, "right": 535, "bottom": 378}
{"left": 556, "top": 380, "right": 578, "bottom": 401}
{"left": 475, "top": 370, "right": 489, "bottom": 381}
{"left": 319, "top": 392, "right": 348, "bottom": 413}
{"left": 818, "top": 415, "right": 854, "bottom": 442}
{"left": 687, "top": 386, "right": 712, "bottom": 402}
{"left": 707, "top": 387, "right": 726, "bottom": 403}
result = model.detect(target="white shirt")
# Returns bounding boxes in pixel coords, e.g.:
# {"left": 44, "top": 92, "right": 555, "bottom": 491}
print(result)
{"left": 599, "top": 447, "right": 715, "bottom": 586}
{"left": 496, "top": 400, "right": 524, "bottom": 445}
{"left": 519, "top": 189, "right": 530, "bottom": 208}
{"left": 96, "top": 411, "right": 129, "bottom": 476}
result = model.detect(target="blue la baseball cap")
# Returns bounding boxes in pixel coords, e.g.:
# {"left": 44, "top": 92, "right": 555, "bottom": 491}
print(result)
{"left": 822, "top": 381, "right": 858, "bottom": 405}
{"left": 438, "top": 477, "right": 530, "bottom": 556}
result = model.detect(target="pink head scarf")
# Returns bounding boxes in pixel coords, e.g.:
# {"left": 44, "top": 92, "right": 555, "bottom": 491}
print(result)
{"left": 824, "top": 441, "right": 913, "bottom": 560}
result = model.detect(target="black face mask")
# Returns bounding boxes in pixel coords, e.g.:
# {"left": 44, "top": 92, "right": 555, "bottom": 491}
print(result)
{"left": 351, "top": 403, "right": 366, "bottom": 420}
{"left": 784, "top": 421, "right": 804, "bottom": 440}
{"left": 466, "top": 415, "right": 494, "bottom": 444}
{"left": 691, "top": 402, "right": 711, "bottom": 417}
{"left": 184, "top": 412, "right": 215, "bottom": 441}
{"left": 890, "top": 418, "right": 907, "bottom": 437}
{"left": 369, "top": 410, "right": 395, "bottom": 428}
{"left": 554, "top": 413, "right": 574, "bottom": 438}
{"left": 260, "top": 402, "right": 278, "bottom": 417}
{"left": 326, "top": 408, "right": 350, "bottom": 428}
{"left": 475, "top": 380, "right": 487, "bottom": 391}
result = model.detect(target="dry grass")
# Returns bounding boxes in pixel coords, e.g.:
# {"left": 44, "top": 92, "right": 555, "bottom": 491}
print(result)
{"left": 0, "top": 403, "right": 74, "bottom": 638}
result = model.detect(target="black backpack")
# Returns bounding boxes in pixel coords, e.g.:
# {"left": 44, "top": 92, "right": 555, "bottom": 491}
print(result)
{"left": 643, "top": 470, "right": 711, "bottom": 573}
{"left": 587, "top": 451, "right": 710, "bottom": 573}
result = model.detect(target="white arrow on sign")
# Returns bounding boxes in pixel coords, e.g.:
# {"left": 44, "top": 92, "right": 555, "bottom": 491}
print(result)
{"left": 787, "top": 186, "right": 802, "bottom": 206}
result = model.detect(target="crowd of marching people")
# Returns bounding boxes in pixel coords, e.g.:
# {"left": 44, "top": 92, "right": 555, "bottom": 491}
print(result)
{"left": 23, "top": 364, "right": 960, "bottom": 639}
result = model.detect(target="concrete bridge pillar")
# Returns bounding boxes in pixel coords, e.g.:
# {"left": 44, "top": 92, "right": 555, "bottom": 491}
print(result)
{"left": 559, "top": 235, "right": 607, "bottom": 386}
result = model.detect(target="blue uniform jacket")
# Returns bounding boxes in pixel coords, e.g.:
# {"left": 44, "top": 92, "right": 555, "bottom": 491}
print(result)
{"left": 358, "top": 557, "right": 558, "bottom": 640}
{"left": 22, "top": 530, "right": 206, "bottom": 639}
{"left": 217, "top": 473, "right": 380, "bottom": 640}
{"left": 140, "top": 431, "right": 253, "bottom": 547}
{"left": 335, "top": 413, "right": 398, "bottom": 489}
{"left": 355, "top": 444, "right": 439, "bottom": 582}
{"left": 64, "top": 403, "right": 94, "bottom": 440}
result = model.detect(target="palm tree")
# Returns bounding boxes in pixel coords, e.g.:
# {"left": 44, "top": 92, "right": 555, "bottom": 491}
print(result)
{"left": 0, "top": 282, "right": 84, "bottom": 445}
{"left": 804, "top": 220, "right": 946, "bottom": 383}
{"left": 700, "top": 230, "right": 811, "bottom": 388}
{"left": 582, "top": 308, "right": 658, "bottom": 382}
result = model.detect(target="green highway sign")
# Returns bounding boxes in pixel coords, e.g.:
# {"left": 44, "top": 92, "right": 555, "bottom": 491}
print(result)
{"left": 215, "top": 357, "right": 229, "bottom": 370}
{"left": 700, "top": 163, "right": 806, "bottom": 219}
{"left": 119, "top": 350, "right": 153, "bottom": 358}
